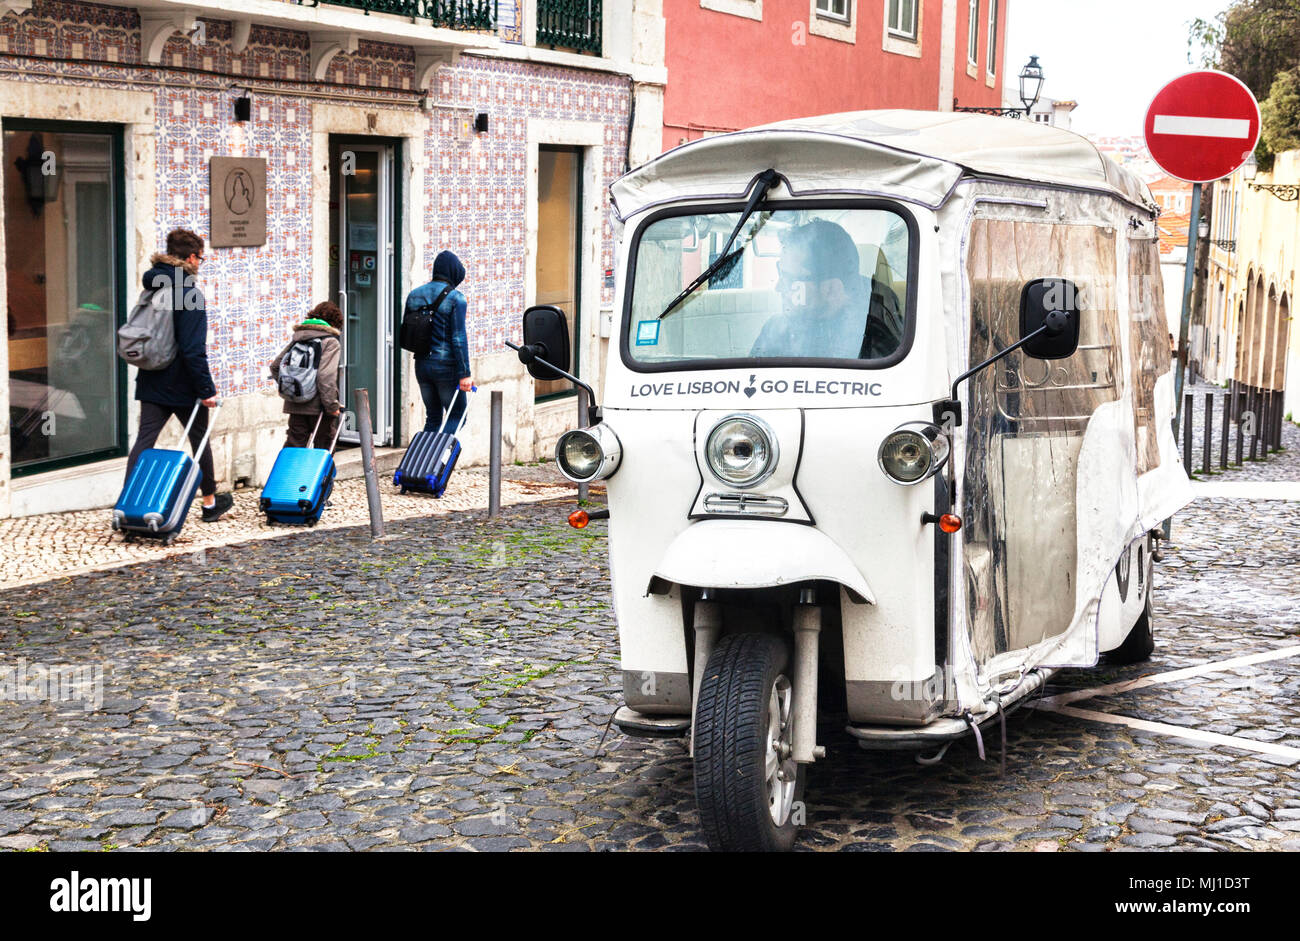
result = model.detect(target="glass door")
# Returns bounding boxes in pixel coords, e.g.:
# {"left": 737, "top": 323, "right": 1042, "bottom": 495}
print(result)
{"left": 332, "top": 140, "right": 395, "bottom": 445}
{"left": 4, "top": 122, "right": 124, "bottom": 475}
{"left": 536, "top": 146, "right": 582, "bottom": 398}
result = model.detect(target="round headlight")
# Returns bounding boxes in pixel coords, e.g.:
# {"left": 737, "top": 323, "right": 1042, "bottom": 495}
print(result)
{"left": 555, "top": 424, "right": 622, "bottom": 483}
{"left": 706, "top": 415, "right": 778, "bottom": 488}
{"left": 878, "top": 423, "right": 949, "bottom": 486}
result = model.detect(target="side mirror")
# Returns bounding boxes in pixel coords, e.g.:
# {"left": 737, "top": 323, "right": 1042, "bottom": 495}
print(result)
{"left": 521, "top": 304, "right": 571, "bottom": 381}
{"left": 1020, "top": 278, "right": 1081, "bottom": 360}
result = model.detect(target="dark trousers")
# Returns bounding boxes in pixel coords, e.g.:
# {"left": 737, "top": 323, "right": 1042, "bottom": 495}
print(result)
{"left": 125, "top": 401, "right": 217, "bottom": 497}
{"left": 415, "top": 361, "right": 466, "bottom": 434}
{"left": 285, "top": 412, "right": 339, "bottom": 450}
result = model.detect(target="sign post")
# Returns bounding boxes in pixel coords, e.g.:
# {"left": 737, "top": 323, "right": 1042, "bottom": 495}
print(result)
{"left": 1143, "top": 70, "right": 1260, "bottom": 431}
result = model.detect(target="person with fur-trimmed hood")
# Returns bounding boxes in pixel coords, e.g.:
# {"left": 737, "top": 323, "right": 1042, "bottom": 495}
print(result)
{"left": 268, "top": 301, "right": 343, "bottom": 449}
{"left": 124, "top": 228, "right": 233, "bottom": 523}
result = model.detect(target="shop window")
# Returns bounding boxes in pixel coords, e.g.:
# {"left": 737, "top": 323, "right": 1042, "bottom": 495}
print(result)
{"left": 535, "top": 145, "right": 583, "bottom": 399}
{"left": 4, "top": 122, "right": 125, "bottom": 475}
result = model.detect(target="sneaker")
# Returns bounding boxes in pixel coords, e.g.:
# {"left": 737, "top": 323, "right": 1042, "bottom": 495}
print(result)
{"left": 201, "top": 492, "right": 234, "bottom": 523}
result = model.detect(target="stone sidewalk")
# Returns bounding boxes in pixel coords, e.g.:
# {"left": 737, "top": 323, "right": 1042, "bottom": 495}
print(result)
{"left": 0, "top": 463, "right": 577, "bottom": 591}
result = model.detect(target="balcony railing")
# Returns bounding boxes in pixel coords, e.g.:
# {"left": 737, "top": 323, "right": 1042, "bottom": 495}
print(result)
{"left": 537, "top": 0, "right": 602, "bottom": 54}
{"left": 295, "top": 0, "right": 498, "bottom": 31}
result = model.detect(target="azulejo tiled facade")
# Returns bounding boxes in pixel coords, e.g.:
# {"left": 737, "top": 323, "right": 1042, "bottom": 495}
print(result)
{"left": 0, "top": 0, "right": 633, "bottom": 514}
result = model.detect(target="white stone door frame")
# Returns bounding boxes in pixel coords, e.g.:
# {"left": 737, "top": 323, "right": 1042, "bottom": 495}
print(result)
{"left": 310, "top": 103, "right": 430, "bottom": 446}
{"left": 524, "top": 117, "right": 605, "bottom": 449}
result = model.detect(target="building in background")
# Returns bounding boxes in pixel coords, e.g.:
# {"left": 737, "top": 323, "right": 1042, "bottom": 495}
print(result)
{"left": 661, "top": 0, "right": 1009, "bottom": 149}
{"left": 1026, "top": 96, "right": 1074, "bottom": 128}
{"left": 0, "top": 0, "right": 666, "bottom": 518}
{"left": 1199, "top": 154, "right": 1296, "bottom": 427}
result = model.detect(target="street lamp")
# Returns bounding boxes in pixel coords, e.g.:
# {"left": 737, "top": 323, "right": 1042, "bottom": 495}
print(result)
{"left": 1242, "top": 154, "right": 1258, "bottom": 182}
{"left": 1198, "top": 217, "right": 1209, "bottom": 240}
{"left": 1019, "top": 55, "right": 1045, "bottom": 115}
{"left": 954, "top": 56, "right": 1046, "bottom": 119}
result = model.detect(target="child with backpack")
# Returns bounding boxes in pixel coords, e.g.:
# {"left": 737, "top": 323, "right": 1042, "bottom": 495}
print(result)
{"left": 268, "top": 302, "right": 343, "bottom": 448}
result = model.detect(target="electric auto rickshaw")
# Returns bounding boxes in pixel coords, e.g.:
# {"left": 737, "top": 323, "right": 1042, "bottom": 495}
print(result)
{"left": 511, "top": 110, "right": 1193, "bottom": 851}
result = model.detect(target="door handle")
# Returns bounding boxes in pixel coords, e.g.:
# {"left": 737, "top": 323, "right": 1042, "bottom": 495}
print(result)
{"left": 337, "top": 290, "right": 349, "bottom": 373}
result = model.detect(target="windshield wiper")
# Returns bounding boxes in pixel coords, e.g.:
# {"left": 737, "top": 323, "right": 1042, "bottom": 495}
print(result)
{"left": 658, "top": 168, "right": 780, "bottom": 320}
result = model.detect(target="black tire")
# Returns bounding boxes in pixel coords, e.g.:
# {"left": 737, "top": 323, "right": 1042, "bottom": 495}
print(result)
{"left": 1108, "top": 595, "right": 1154, "bottom": 663}
{"left": 694, "top": 633, "right": 805, "bottom": 852}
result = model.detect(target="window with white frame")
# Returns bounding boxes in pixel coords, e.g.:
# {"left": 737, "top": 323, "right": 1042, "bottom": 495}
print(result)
{"left": 817, "top": 0, "right": 850, "bottom": 20}
{"left": 967, "top": 0, "right": 979, "bottom": 64}
{"left": 986, "top": 0, "right": 998, "bottom": 73}
{"left": 888, "top": 0, "right": 918, "bottom": 39}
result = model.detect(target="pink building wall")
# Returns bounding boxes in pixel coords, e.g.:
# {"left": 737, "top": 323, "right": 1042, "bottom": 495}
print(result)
{"left": 663, "top": 0, "right": 1009, "bottom": 150}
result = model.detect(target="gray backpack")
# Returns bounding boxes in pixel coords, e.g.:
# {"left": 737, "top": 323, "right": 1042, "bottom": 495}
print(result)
{"left": 277, "top": 338, "right": 322, "bottom": 404}
{"left": 117, "top": 287, "right": 177, "bottom": 371}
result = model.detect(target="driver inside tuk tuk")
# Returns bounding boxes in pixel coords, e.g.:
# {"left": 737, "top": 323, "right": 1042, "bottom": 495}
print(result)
{"left": 749, "top": 219, "right": 903, "bottom": 360}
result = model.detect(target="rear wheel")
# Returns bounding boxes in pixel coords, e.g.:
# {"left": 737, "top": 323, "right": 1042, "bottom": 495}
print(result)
{"left": 1108, "top": 594, "right": 1154, "bottom": 663}
{"left": 694, "top": 633, "right": 805, "bottom": 852}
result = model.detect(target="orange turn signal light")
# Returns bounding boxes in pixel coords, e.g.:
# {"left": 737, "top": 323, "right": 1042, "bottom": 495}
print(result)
{"left": 568, "top": 509, "right": 590, "bottom": 529}
{"left": 938, "top": 513, "right": 962, "bottom": 534}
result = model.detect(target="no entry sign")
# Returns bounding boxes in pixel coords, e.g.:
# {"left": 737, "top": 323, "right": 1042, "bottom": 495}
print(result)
{"left": 1144, "top": 71, "right": 1260, "bottom": 183}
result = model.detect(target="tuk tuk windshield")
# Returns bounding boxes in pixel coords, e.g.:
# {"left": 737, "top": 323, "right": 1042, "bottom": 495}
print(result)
{"left": 628, "top": 206, "right": 911, "bottom": 365}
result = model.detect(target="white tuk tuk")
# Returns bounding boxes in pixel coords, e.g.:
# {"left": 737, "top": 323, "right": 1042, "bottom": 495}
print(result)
{"left": 511, "top": 110, "right": 1193, "bottom": 851}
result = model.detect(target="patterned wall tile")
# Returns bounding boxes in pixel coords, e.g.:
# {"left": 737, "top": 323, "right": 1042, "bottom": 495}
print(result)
{"left": 1, "top": 1, "right": 631, "bottom": 394}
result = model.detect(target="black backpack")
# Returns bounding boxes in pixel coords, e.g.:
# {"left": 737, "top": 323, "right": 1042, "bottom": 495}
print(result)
{"left": 399, "top": 285, "right": 454, "bottom": 357}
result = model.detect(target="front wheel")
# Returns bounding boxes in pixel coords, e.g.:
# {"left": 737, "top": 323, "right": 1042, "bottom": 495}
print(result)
{"left": 694, "top": 633, "right": 805, "bottom": 852}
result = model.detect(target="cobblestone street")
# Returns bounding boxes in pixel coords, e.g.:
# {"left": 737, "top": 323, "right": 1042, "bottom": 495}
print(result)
{"left": 1, "top": 441, "right": 1298, "bottom": 852}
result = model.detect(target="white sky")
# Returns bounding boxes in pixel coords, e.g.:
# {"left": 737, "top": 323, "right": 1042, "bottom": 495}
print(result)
{"left": 1005, "top": 0, "right": 1235, "bottom": 137}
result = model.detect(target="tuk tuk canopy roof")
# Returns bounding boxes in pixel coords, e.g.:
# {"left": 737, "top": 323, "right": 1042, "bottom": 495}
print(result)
{"left": 611, "top": 110, "right": 1155, "bottom": 221}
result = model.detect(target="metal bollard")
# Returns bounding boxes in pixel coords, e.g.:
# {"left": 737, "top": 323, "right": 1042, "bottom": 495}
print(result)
{"left": 1274, "top": 387, "right": 1284, "bottom": 449}
{"left": 354, "top": 389, "right": 384, "bottom": 539}
{"left": 489, "top": 389, "right": 502, "bottom": 517}
{"left": 1235, "top": 390, "right": 1245, "bottom": 466}
{"left": 1219, "top": 388, "right": 1231, "bottom": 470}
{"left": 1264, "top": 391, "right": 1276, "bottom": 454}
{"left": 1252, "top": 390, "right": 1265, "bottom": 461}
{"left": 1202, "top": 391, "right": 1213, "bottom": 475}
{"left": 1183, "top": 393, "right": 1193, "bottom": 472}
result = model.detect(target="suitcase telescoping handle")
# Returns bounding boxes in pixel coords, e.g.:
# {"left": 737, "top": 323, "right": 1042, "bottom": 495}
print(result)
{"left": 304, "top": 410, "right": 345, "bottom": 454}
{"left": 307, "top": 411, "right": 345, "bottom": 455}
{"left": 181, "top": 398, "right": 222, "bottom": 460}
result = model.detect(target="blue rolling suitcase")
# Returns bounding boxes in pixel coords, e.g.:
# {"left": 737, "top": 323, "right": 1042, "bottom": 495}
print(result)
{"left": 113, "top": 400, "right": 220, "bottom": 546}
{"left": 259, "top": 413, "right": 342, "bottom": 526}
{"left": 394, "top": 387, "right": 472, "bottom": 497}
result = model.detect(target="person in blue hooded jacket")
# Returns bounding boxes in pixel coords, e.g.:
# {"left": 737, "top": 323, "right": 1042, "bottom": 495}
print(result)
{"left": 405, "top": 250, "right": 473, "bottom": 433}
{"left": 124, "top": 229, "right": 233, "bottom": 523}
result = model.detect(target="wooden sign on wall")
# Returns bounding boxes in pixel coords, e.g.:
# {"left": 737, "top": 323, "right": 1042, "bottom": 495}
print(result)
{"left": 209, "top": 156, "right": 267, "bottom": 248}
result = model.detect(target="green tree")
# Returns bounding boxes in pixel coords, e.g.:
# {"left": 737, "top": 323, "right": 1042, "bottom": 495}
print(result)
{"left": 1262, "top": 66, "right": 1300, "bottom": 153}
{"left": 1189, "top": 0, "right": 1300, "bottom": 168}
{"left": 1189, "top": 1, "right": 1300, "bottom": 99}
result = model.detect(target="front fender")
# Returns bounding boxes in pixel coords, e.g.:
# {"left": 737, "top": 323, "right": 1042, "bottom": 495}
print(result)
{"left": 650, "top": 519, "right": 875, "bottom": 604}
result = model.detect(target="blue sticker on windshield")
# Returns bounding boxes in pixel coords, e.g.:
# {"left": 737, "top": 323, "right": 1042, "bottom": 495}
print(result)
{"left": 635, "top": 320, "right": 660, "bottom": 346}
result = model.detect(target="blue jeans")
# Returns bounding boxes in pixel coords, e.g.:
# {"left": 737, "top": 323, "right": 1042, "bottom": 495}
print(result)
{"left": 415, "top": 361, "right": 465, "bottom": 434}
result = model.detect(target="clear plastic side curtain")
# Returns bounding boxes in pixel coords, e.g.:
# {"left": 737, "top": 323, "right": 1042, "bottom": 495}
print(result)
{"left": 962, "top": 218, "right": 1121, "bottom": 677}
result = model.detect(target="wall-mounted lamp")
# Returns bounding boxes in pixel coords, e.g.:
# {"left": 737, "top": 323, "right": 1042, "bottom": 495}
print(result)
{"left": 14, "top": 133, "right": 58, "bottom": 216}
{"left": 1018, "top": 55, "right": 1045, "bottom": 115}
{"left": 233, "top": 90, "right": 252, "bottom": 123}
{"left": 473, "top": 112, "right": 488, "bottom": 134}
{"left": 1198, "top": 216, "right": 1210, "bottom": 240}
